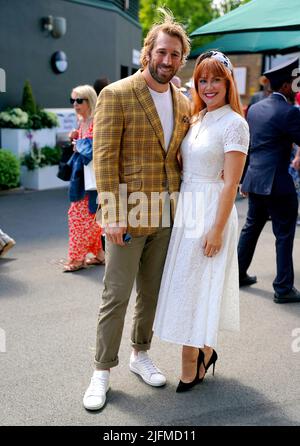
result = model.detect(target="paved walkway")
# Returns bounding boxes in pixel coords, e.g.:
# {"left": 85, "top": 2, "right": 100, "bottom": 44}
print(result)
{"left": 0, "top": 188, "right": 299, "bottom": 426}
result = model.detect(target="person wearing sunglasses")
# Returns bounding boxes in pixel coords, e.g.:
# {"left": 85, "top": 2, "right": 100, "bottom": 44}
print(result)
{"left": 63, "top": 84, "right": 105, "bottom": 272}
{"left": 70, "top": 97, "right": 87, "bottom": 105}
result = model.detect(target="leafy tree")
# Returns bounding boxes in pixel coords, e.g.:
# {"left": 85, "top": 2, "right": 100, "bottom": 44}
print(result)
{"left": 213, "top": 0, "right": 251, "bottom": 15}
{"left": 139, "top": 0, "right": 215, "bottom": 38}
{"left": 139, "top": 0, "right": 252, "bottom": 52}
{"left": 21, "top": 80, "right": 37, "bottom": 115}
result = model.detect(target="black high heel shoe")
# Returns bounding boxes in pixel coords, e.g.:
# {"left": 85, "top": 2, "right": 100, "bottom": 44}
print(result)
{"left": 176, "top": 349, "right": 204, "bottom": 393}
{"left": 201, "top": 349, "right": 218, "bottom": 379}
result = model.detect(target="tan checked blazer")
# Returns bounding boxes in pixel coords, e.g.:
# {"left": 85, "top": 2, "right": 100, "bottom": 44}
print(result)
{"left": 93, "top": 70, "right": 191, "bottom": 237}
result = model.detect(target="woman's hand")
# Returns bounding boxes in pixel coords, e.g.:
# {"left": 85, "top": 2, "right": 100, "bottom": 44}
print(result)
{"left": 69, "top": 129, "right": 79, "bottom": 140}
{"left": 203, "top": 227, "right": 223, "bottom": 257}
{"left": 72, "top": 139, "right": 78, "bottom": 152}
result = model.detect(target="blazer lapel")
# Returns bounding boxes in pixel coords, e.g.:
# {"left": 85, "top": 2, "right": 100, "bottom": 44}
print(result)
{"left": 133, "top": 71, "right": 165, "bottom": 152}
{"left": 166, "top": 83, "right": 180, "bottom": 159}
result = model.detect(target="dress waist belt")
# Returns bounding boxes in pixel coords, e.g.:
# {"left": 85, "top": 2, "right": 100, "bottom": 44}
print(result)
{"left": 182, "top": 175, "right": 223, "bottom": 184}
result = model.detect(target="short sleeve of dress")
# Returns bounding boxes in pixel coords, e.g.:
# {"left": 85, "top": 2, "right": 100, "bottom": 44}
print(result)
{"left": 223, "top": 117, "right": 249, "bottom": 154}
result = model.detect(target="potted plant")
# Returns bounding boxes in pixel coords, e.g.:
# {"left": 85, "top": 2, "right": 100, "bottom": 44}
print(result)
{"left": 0, "top": 80, "right": 59, "bottom": 157}
{"left": 0, "top": 149, "right": 20, "bottom": 190}
{"left": 20, "top": 144, "right": 68, "bottom": 190}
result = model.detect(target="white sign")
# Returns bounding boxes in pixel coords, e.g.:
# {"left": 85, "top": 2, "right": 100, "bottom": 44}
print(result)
{"left": 132, "top": 49, "right": 140, "bottom": 67}
{"left": 234, "top": 67, "right": 247, "bottom": 95}
{"left": 0, "top": 68, "right": 6, "bottom": 92}
{"left": 45, "top": 108, "right": 77, "bottom": 142}
{"left": 0, "top": 327, "right": 6, "bottom": 353}
{"left": 45, "top": 108, "right": 77, "bottom": 133}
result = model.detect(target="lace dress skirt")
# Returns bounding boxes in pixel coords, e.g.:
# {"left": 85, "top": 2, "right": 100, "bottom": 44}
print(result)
{"left": 153, "top": 177, "right": 240, "bottom": 348}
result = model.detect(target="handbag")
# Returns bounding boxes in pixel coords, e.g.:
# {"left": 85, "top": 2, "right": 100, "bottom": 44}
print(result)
{"left": 57, "top": 144, "right": 74, "bottom": 181}
{"left": 57, "top": 162, "right": 72, "bottom": 181}
{"left": 84, "top": 161, "right": 97, "bottom": 190}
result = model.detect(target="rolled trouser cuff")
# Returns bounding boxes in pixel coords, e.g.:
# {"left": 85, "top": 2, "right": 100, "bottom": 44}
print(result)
{"left": 94, "top": 356, "right": 119, "bottom": 370}
{"left": 131, "top": 341, "right": 151, "bottom": 351}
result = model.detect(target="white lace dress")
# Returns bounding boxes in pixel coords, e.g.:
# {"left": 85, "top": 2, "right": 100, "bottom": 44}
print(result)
{"left": 153, "top": 105, "right": 249, "bottom": 348}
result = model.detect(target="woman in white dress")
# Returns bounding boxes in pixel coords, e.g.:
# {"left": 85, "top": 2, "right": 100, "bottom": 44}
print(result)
{"left": 153, "top": 51, "right": 249, "bottom": 392}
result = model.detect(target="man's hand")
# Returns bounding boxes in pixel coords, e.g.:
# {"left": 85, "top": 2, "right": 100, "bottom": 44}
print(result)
{"left": 291, "top": 146, "right": 300, "bottom": 170}
{"left": 292, "top": 156, "right": 300, "bottom": 171}
{"left": 104, "top": 222, "right": 127, "bottom": 246}
{"left": 238, "top": 185, "right": 248, "bottom": 198}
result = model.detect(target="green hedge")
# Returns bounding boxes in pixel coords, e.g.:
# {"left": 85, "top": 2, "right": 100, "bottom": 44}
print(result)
{"left": 0, "top": 149, "right": 20, "bottom": 190}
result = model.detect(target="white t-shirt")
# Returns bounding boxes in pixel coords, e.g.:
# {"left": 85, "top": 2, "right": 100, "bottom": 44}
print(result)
{"left": 149, "top": 86, "right": 174, "bottom": 151}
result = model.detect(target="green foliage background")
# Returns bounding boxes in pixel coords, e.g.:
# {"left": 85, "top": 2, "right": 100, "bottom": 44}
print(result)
{"left": 22, "top": 80, "right": 37, "bottom": 115}
{"left": 0, "top": 149, "right": 20, "bottom": 189}
{"left": 139, "top": 0, "right": 251, "bottom": 50}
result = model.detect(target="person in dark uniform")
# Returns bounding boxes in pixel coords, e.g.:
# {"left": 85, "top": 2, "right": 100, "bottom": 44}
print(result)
{"left": 238, "top": 57, "right": 300, "bottom": 303}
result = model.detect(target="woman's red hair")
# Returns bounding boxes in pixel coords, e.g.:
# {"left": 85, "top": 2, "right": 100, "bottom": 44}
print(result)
{"left": 192, "top": 54, "right": 244, "bottom": 118}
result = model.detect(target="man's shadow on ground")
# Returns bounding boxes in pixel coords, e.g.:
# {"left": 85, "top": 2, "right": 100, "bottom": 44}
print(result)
{"left": 83, "top": 376, "right": 296, "bottom": 426}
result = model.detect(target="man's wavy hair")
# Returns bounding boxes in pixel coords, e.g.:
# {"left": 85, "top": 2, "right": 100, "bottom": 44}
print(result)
{"left": 140, "top": 8, "right": 190, "bottom": 70}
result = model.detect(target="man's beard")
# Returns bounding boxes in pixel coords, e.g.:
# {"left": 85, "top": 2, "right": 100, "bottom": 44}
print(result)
{"left": 148, "top": 61, "right": 176, "bottom": 84}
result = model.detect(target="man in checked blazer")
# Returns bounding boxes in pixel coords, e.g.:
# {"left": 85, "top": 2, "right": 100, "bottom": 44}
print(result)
{"left": 83, "top": 10, "right": 191, "bottom": 411}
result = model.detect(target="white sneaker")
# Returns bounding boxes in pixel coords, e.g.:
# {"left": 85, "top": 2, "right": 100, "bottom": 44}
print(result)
{"left": 129, "top": 351, "right": 166, "bottom": 387}
{"left": 0, "top": 239, "right": 16, "bottom": 257}
{"left": 83, "top": 370, "right": 110, "bottom": 411}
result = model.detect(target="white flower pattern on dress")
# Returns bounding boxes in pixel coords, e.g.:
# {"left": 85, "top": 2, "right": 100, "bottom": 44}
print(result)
{"left": 153, "top": 105, "right": 249, "bottom": 348}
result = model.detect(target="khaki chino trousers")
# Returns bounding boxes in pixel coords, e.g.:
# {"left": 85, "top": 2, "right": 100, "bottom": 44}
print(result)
{"left": 94, "top": 227, "right": 171, "bottom": 370}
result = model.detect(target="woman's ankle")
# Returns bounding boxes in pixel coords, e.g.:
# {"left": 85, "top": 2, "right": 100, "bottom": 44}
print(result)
{"left": 66, "top": 259, "right": 84, "bottom": 265}
{"left": 201, "top": 346, "right": 213, "bottom": 354}
{"left": 181, "top": 346, "right": 199, "bottom": 381}
{"left": 96, "top": 250, "right": 105, "bottom": 261}
{"left": 182, "top": 345, "right": 198, "bottom": 361}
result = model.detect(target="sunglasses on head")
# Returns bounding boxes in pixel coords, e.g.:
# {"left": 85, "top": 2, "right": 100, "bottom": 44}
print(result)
{"left": 70, "top": 98, "right": 87, "bottom": 105}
